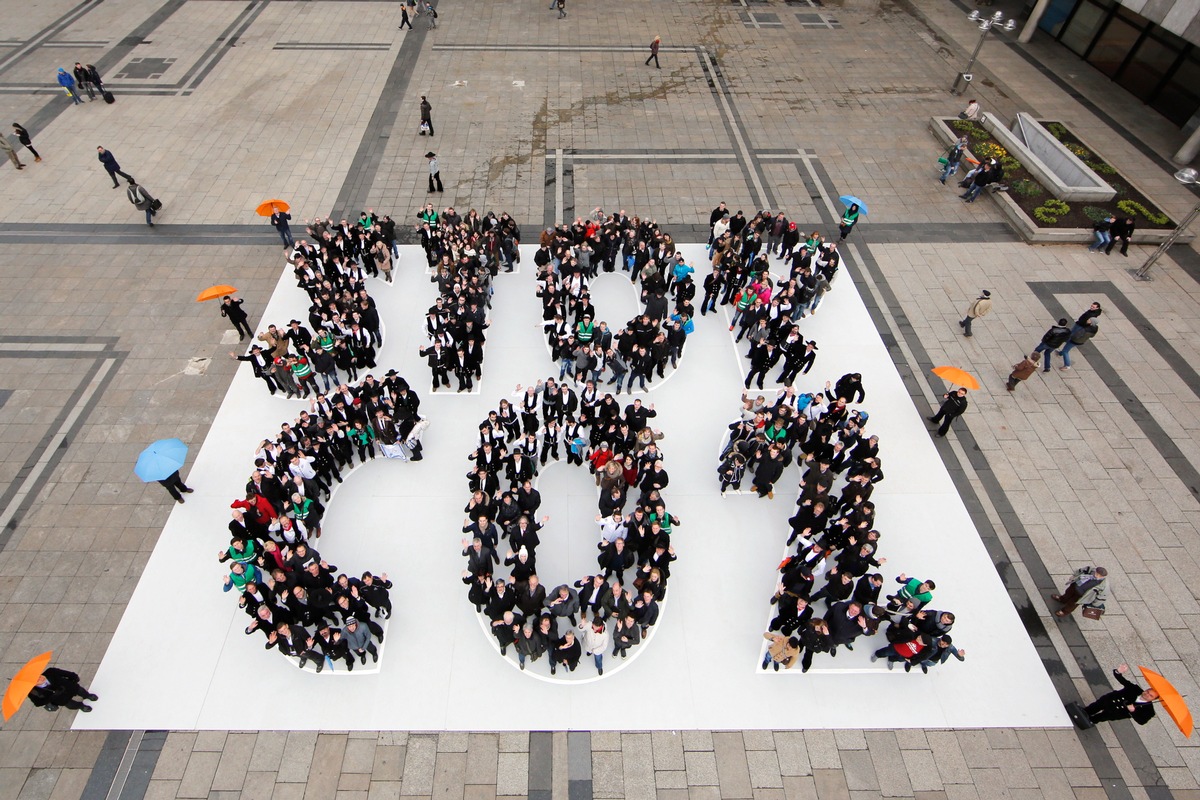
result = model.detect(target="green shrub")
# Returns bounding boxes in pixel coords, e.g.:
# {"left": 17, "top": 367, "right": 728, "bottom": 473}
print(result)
{"left": 1082, "top": 206, "right": 1112, "bottom": 223}
{"left": 1010, "top": 178, "right": 1043, "bottom": 198}
{"left": 1116, "top": 199, "right": 1170, "bottom": 225}
{"left": 1046, "top": 122, "right": 1069, "bottom": 140}
{"left": 1085, "top": 161, "right": 1117, "bottom": 175}
{"left": 974, "top": 142, "right": 1007, "bottom": 161}
{"left": 1108, "top": 182, "right": 1124, "bottom": 195}
{"left": 1000, "top": 156, "right": 1022, "bottom": 173}
{"left": 1033, "top": 199, "right": 1070, "bottom": 224}
{"left": 1065, "top": 143, "right": 1092, "bottom": 160}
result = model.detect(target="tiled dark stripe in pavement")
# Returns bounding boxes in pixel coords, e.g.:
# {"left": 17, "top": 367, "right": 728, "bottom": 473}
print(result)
{"left": 11, "top": 0, "right": 187, "bottom": 144}
{"left": 802, "top": 162, "right": 1166, "bottom": 798}
{"left": 0, "top": 389, "right": 10, "bottom": 409}
{"left": 1029, "top": 281, "right": 1200, "bottom": 496}
{"left": 330, "top": 0, "right": 434, "bottom": 219}
{"left": 568, "top": 731, "right": 592, "bottom": 800}
{"left": 697, "top": 49, "right": 776, "bottom": 210}
{"left": 0, "top": 0, "right": 103, "bottom": 76}
{"left": 179, "top": 0, "right": 270, "bottom": 93}
{"left": 0, "top": 339, "right": 125, "bottom": 551}
{"left": 79, "top": 730, "right": 133, "bottom": 800}
{"left": 528, "top": 731, "right": 553, "bottom": 800}
{"left": 116, "top": 731, "right": 167, "bottom": 800}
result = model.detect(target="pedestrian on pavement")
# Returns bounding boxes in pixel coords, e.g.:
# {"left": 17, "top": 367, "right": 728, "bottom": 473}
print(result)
{"left": 73, "top": 62, "right": 97, "bottom": 100}
{"left": 56, "top": 67, "right": 82, "bottom": 105}
{"left": 940, "top": 137, "right": 967, "bottom": 184}
{"left": 157, "top": 468, "right": 194, "bottom": 503}
{"left": 839, "top": 203, "right": 860, "bottom": 241}
{"left": 126, "top": 178, "right": 159, "bottom": 226}
{"left": 928, "top": 387, "right": 968, "bottom": 437}
{"left": 97, "top": 146, "right": 134, "bottom": 188}
{"left": 1005, "top": 353, "right": 1039, "bottom": 391}
{"left": 1050, "top": 565, "right": 1107, "bottom": 618}
{"left": 645, "top": 36, "right": 661, "bottom": 68}
{"left": 26, "top": 667, "right": 99, "bottom": 713}
{"left": 1032, "top": 318, "right": 1071, "bottom": 372}
{"left": 419, "top": 96, "right": 434, "bottom": 136}
{"left": 220, "top": 295, "right": 253, "bottom": 340}
{"left": 1057, "top": 318, "right": 1098, "bottom": 371}
{"left": 426, "top": 151, "right": 443, "bottom": 193}
{"left": 1088, "top": 214, "right": 1113, "bottom": 252}
{"left": 11, "top": 124, "right": 40, "bottom": 162}
{"left": 271, "top": 209, "right": 294, "bottom": 246}
{"left": 1106, "top": 216, "right": 1136, "bottom": 257}
{"left": 961, "top": 99, "right": 980, "bottom": 121}
{"left": 958, "top": 289, "right": 991, "bottom": 337}
{"left": 556, "top": 0, "right": 566, "bottom": 18}
{"left": 398, "top": 3, "right": 412, "bottom": 28}
{"left": 1076, "top": 664, "right": 1157, "bottom": 727}
{"left": 0, "top": 133, "right": 25, "bottom": 170}
{"left": 425, "top": 1, "right": 437, "bottom": 28}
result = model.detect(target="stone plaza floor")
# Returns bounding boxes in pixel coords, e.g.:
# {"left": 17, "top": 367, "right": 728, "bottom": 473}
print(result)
{"left": 1, "top": 0, "right": 1200, "bottom": 798}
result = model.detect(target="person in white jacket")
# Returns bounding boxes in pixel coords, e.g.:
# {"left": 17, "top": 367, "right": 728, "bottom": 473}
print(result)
{"left": 577, "top": 616, "right": 611, "bottom": 675}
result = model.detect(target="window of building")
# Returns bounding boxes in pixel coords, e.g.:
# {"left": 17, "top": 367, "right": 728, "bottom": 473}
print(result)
{"left": 1086, "top": 12, "right": 1144, "bottom": 77}
{"left": 1060, "top": 0, "right": 1110, "bottom": 57}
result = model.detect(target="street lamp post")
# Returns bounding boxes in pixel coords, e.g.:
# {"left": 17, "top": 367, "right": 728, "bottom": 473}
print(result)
{"left": 950, "top": 11, "right": 1017, "bottom": 96}
{"left": 1132, "top": 168, "right": 1200, "bottom": 281}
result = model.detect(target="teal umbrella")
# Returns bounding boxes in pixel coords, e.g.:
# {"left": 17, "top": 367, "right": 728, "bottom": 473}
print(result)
{"left": 134, "top": 438, "right": 188, "bottom": 482}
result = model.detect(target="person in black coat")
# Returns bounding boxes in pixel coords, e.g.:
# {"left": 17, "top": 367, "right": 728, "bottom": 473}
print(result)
{"left": 928, "top": 388, "right": 968, "bottom": 437}
{"left": 826, "top": 600, "right": 868, "bottom": 656}
{"left": 1105, "top": 217, "right": 1136, "bottom": 257}
{"left": 597, "top": 538, "right": 635, "bottom": 582}
{"left": 515, "top": 575, "right": 548, "bottom": 618}
{"left": 1033, "top": 318, "right": 1071, "bottom": 373}
{"left": 770, "top": 596, "right": 813, "bottom": 636}
{"left": 220, "top": 296, "right": 253, "bottom": 340}
{"left": 26, "top": 667, "right": 98, "bottom": 712}
{"left": 1081, "top": 664, "right": 1158, "bottom": 726}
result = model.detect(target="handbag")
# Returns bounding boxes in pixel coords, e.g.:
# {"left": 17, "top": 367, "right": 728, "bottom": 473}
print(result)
{"left": 937, "top": 157, "right": 949, "bottom": 165}
{"left": 1082, "top": 604, "right": 1104, "bottom": 620}
{"left": 957, "top": 111, "right": 968, "bottom": 119}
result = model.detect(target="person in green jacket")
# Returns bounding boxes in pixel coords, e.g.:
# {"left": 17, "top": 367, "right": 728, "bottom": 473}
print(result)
{"left": 886, "top": 573, "right": 935, "bottom": 613}
{"left": 839, "top": 203, "right": 860, "bottom": 241}
{"left": 348, "top": 420, "right": 376, "bottom": 463}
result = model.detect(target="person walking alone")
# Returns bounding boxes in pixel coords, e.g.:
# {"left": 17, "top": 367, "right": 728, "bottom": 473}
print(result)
{"left": 1074, "top": 664, "right": 1157, "bottom": 728}
{"left": 426, "top": 151, "right": 443, "bottom": 193}
{"left": 271, "top": 209, "right": 294, "bottom": 246}
{"left": 1050, "top": 565, "right": 1107, "bottom": 618}
{"left": 12, "top": 124, "right": 40, "bottom": 162}
{"left": 126, "top": 179, "right": 159, "bottom": 226}
{"left": 398, "top": 3, "right": 412, "bottom": 28}
{"left": 158, "top": 469, "right": 194, "bottom": 503}
{"left": 419, "top": 96, "right": 434, "bottom": 136}
{"left": 27, "top": 666, "right": 99, "bottom": 713}
{"left": 97, "top": 146, "right": 134, "bottom": 188}
{"left": 645, "top": 36, "right": 661, "bottom": 68}
{"left": 928, "top": 387, "right": 968, "bottom": 438}
{"left": 220, "top": 295, "right": 254, "bottom": 341}
{"left": 1, "top": 133, "right": 25, "bottom": 170}
{"left": 556, "top": 0, "right": 566, "bottom": 18}
{"left": 958, "top": 290, "right": 991, "bottom": 337}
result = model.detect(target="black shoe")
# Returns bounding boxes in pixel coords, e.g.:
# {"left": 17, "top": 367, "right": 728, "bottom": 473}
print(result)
{"left": 347, "top": 661, "right": 354, "bottom": 672}
{"left": 87, "top": 693, "right": 99, "bottom": 701}
{"left": 360, "top": 653, "right": 367, "bottom": 665}
{"left": 520, "top": 661, "right": 525, "bottom": 670}
{"left": 182, "top": 487, "right": 194, "bottom": 493}
{"left": 598, "top": 668, "right": 603, "bottom": 676}
{"left": 904, "top": 663, "right": 912, "bottom": 672}
{"left": 315, "top": 659, "right": 324, "bottom": 673}
{"left": 176, "top": 497, "right": 184, "bottom": 504}
{"left": 372, "top": 650, "right": 379, "bottom": 663}
{"left": 298, "top": 656, "right": 308, "bottom": 669}
{"left": 773, "top": 662, "right": 780, "bottom": 672}
{"left": 501, "top": 646, "right": 507, "bottom": 655}
{"left": 80, "top": 704, "right": 92, "bottom": 712}
{"left": 550, "top": 663, "right": 557, "bottom": 675}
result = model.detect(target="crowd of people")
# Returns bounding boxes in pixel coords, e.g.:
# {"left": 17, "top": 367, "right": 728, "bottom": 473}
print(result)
{"left": 418, "top": 205, "right": 521, "bottom": 392}
{"left": 723, "top": 382, "right": 965, "bottom": 673}
{"left": 219, "top": 207, "right": 451, "bottom": 671}
{"left": 533, "top": 210, "right": 696, "bottom": 392}
{"left": 462, "top": 380, "right": 679, "bottom": 677}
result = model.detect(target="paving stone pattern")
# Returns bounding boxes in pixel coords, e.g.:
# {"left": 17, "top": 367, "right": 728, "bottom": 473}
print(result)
{"left": 2, "top": 0, "right": 1200, "bottom": 798}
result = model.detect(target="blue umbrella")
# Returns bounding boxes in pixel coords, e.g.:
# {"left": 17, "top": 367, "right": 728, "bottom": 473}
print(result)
{"left": 838, "top": 195, "right": 868, "bottom": 215}
{"left": 134, "top": 438, "right": 189, "bottom": 482}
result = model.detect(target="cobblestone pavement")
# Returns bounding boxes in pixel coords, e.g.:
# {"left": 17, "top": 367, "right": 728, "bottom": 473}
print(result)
{"left": 2, "top": 0, "right": 1200, "bottom": 797}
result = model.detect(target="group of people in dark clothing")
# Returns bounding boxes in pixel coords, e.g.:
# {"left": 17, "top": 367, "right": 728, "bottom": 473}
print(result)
{"left": 533, "top": 210, "right": 696, "bottom": 393}
{"left": 219, "top": 210, "right": 434, "bottom": 670}
{"left": 462, "top": 382, "right": 678, "bottom": 677}
{"left": 418, "top": 206, "right": 522, "bottom": 392}
{"left": 725, "top": 375, "right": 965, "bottom": 674}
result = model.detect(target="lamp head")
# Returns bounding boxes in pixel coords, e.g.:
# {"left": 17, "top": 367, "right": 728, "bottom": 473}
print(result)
{"left": 992, "top": 10, "right": 1004, "bottom": 20}
{"left": 1004, "top": 19, "right": 1017, "bottom": 31}
{"left": 967, "top": 9, "right": 980, "bottom": 20}
{"left": 1175, "top": 167, "right": 1199, "bottom": 186}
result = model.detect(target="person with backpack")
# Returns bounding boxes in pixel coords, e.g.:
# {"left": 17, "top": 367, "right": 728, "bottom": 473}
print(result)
{"left": 126, "top": 179, "right": 160, "bottom": 226}
{"left": 1032, "top": 318, "right": 1071, "bottom": 372}
{"left": 940, "top": 136, "right": 967, "bottom": 184}
{"left": 56, "top": 68, "right": 82, "bottom": 105}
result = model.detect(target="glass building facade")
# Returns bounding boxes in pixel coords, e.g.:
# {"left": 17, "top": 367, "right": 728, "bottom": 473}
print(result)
{"left": 1037, "top": 0, "right": 1200, "bottom": 128}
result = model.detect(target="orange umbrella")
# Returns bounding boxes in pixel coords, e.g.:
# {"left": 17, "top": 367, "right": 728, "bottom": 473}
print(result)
{"left": 931, "top": 366, "right": 980, "bottom": 391}
{"left": 1141, "top": 667, "right": 1193, "bottom": 737}
{"left": 196, "top": 285, "right": 237, "bottom": 303}
{"left": 255, "top": 199, "right": 289, "bottom": 217}
{"left": 3, "top": 651, "right": 52, "bottom": 721}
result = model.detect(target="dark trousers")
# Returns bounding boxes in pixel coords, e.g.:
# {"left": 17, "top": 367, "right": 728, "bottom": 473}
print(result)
{"left": 645, "top": 53, "right": 659, "bottom": 68}
{"left": 930, "top": 409, "right": 960, "bottom": 436}
{"left": 399, "top": 9, "right": 412, "bottom": 27}
{"left": 229, "top": 318, "right": 253, "bottom": 339}
{"left": 158, "top": 469, "right": 191, "bottom": 501}
{"left": 1055, "top": 582, "right": 1085, "bottom": 614}
{"left": 428, "top": 170, "right": 444, "bottom": 192}
{"left": 422, "top": 117, "right": 434, "bottom": 134}
{"left": 106, "top": 168, "right": 133, "bottom": 187}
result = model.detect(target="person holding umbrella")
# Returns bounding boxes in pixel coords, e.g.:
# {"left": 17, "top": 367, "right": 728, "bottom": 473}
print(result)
{"left": 928, "top": 387, "right": 969, "bottom": 438}
{"left": 27, "top": 667, "right": 98, "bottom": 712}
{"left": 1074, "top": 664, "right": 1158, "bottom": 727}
{"left": 135, "top": 438, "right": 194, "bottom": 503}
{"left": 426, "top": 151, "right": 443, "bottom": 193}
{"left": 220, "top": 294, "right": 253, "bottom": 340}
{"left": 839, "top": 202, "right": 861, "bottom": 241}
{"left": 271, "top": 208, "right": 294, "bottom": 247}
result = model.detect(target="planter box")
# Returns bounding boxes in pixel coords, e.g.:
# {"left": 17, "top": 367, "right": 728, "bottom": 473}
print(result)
{"left": 929, "top": 117, "right": 1192, "bottom": 245}
{"left": 982, "top": 113, "right": 1116, "bottom": 202}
